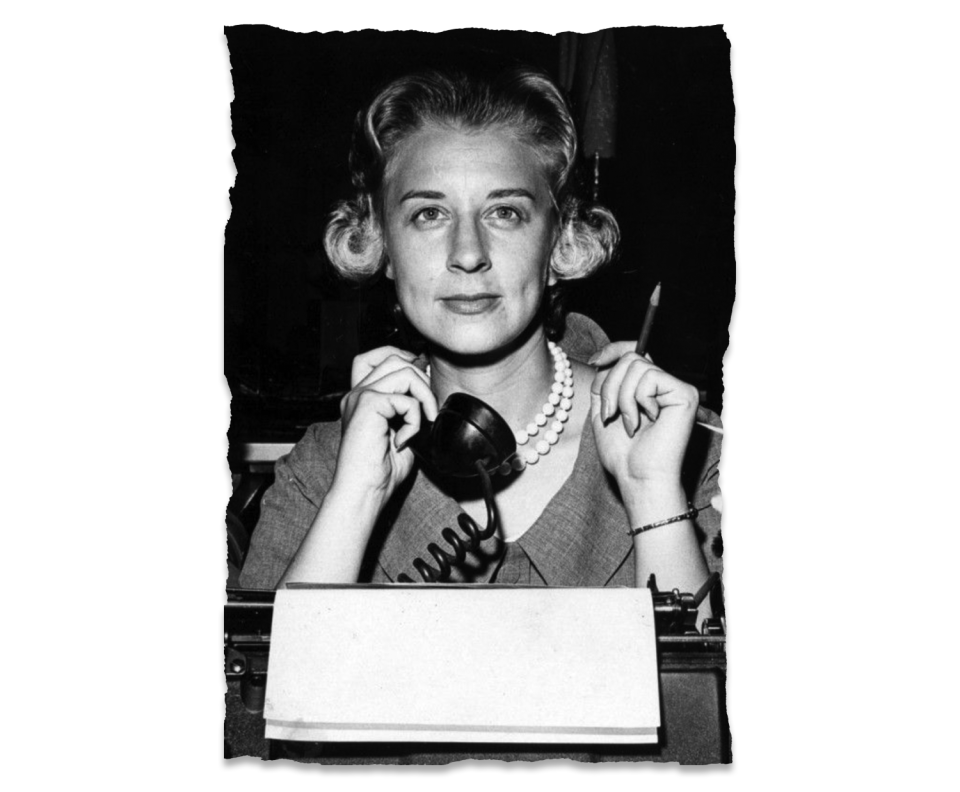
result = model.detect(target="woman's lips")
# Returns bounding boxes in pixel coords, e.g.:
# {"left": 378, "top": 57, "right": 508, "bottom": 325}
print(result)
{"left": 439, "top": 295, "right": 500, "bottom": 315}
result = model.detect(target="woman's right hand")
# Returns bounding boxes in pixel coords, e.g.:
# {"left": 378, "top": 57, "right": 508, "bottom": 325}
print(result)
{"left": 332, "top": 346, "right": 439, "bottom": 511}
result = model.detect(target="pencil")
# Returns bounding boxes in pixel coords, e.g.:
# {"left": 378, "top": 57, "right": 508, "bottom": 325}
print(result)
{"left": 635, "top": 282, "right": 660, "bottom": 356}
{"left": 634, "top": 282, "right": 724, "bottom": 436}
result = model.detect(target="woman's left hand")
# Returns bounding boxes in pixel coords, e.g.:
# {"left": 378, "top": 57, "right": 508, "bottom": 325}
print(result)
{"left": 589, "top": 342, "right": 699, "bottom": 487}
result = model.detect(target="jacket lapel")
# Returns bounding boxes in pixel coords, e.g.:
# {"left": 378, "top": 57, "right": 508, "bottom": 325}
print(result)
{"left": 516, "top": 420, "right": 635, "bottom": 586}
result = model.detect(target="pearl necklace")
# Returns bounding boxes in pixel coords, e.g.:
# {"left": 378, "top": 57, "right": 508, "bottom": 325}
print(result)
{"left": 496, "top": 340, "right": 573, "bottom": 475}
{"left": 425, "top": 342, "right": 574, "bottom": 476}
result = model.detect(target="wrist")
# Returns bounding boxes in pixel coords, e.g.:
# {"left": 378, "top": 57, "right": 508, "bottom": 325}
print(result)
{"left": 326, "top": 476, "right": 390, "bottom": 525}
{"left": 282, "top": 478, "right": 387, "bottom": 586}
{"left": 620, "top": 479, "right": 688, "bottom": 527}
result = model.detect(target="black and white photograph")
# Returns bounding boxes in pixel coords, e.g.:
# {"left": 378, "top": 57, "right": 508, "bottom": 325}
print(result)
{"left": 222, "top": 24, "right": 734, "bottom": 764}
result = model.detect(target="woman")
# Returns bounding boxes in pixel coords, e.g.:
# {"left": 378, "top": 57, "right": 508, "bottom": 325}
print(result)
{"left": 239, "top": 66, "right": 722, "bottom": 614}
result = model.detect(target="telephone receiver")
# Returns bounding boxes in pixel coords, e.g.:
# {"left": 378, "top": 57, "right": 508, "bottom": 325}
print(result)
{"left": 407, "top": 392, "right": 517, "bottom": 478}
{"left": 398, "top": 393, "right": 516, "bottom": 583}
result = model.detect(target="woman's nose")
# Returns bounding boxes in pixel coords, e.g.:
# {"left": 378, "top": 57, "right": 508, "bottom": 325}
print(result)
{"left": 447, "top": 218, "right": 489, "bottom": 273}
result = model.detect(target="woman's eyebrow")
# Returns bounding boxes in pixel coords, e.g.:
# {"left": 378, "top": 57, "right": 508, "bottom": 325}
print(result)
{"left": 399, "top": 189, "right": 445, "bottom": 202}
{"left": 398, "top": 188, "right": 538, "bottom": 203}
{"left": 487, "top": 188, "right": 536, "bottom": 201}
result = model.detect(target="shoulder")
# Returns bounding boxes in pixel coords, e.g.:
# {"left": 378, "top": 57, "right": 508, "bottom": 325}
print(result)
{"left": 278, "top": 420, "right": 342, "bottom": 475}
{"left": 238, "top": 420, "right": 343, "bottom": 590}
{"left": 679, "top": 405, "right": 723, "bottom": 498}
{"left": 266, "top": 419, "right": 343, "bottom": 508}
{"left": 560, "top": 312, "right": 610, "bottom": 362}
{"left": 690, "top": 407, "right": 723, "bottom": 477}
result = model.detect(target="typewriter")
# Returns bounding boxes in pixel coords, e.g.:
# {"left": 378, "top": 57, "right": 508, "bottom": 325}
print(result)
{"left": 224, "top": 577, "right": 728, "bottom": 764}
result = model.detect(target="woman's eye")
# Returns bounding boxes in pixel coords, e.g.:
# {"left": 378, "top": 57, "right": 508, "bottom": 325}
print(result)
{"left": 412, "top": 207, "right": 444, "bottom": 225}
{"left": 489, "top": 206, "right": 522, "bottom": 224}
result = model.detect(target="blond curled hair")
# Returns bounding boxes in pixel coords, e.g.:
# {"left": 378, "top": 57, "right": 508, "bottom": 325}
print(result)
{"left": 324, "top": 66, "right": 619, "bottom": 284}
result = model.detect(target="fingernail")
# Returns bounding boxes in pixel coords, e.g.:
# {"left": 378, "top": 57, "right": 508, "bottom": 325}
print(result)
{"left": 395, "top": 437, "right": 411, "bottom": 453}
{"left": 587, "top": 352, "right": 600, "bottom": 365}
{"left": 623, "top": 415, "right": 636, "bottom": 436}
{"left": 601, "top": 398, "right": 613, "bottom": 422}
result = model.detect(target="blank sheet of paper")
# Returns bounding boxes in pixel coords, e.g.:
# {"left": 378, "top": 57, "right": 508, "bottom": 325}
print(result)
{"left": 264, "top": 585, "right": 660, "bottom": 744}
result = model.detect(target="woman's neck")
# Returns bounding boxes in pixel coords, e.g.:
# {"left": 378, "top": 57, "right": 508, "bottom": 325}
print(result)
{"left": 427, "top": 327, "right": 555, "bottom": 432}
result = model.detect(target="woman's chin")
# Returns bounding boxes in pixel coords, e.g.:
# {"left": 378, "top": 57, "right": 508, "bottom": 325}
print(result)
{"left": 423, "top": 323, "right": 541, "bottom": 361}
{"left": 405, "top": 303, "right": 544, "bottom": 359}
{"left": 415, "top": 322, "right": 494, "bottom": 354}
{"left": 431, "top": 336, "right": 506, "bottom": 358}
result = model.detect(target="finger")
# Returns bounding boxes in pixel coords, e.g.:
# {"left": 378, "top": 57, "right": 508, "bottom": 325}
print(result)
{"left": 633, "top": 369, "right": 663, "bottom": 426}
{"left": 357, "top": 367, "right": 439, "bottom": 422}
{"left": 618, "top": 358, "right": 662, "bottom": 435}
{"left": 589, "top": 365, "right": 610, "bottom": 397}
{"left": 589, "top": 366, "right": 608, "bottom": 426}
{"left": 587, "top": 340, "right": 637, "bottom": 368}
{"left": 351, "top": 346, "right": 417, "bottom": 387}
{"left": 634, "top": 369, "right": 699, "bottom": 418}
{"left": 598, "top": 352, "right": 655, "bottom": 424}
{"left": 355, "top": 354, "right": 431, "bottom": 393}
{"left": 354, "top": 391, "right": 423, "bottom": 450}
{"left": 590, "top": 367, "right": 612, "bottom": 427}
{"left": 381, "top": 394, "right": 424, "bottom": 451}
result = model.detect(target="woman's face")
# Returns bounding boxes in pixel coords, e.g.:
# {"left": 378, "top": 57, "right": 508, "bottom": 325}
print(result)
{"left": 381, "top": 123, "right": 557, "bottom": 356}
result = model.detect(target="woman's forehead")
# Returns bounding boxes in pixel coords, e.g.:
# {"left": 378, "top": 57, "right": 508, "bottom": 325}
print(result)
{"left": 383, "top": 123, "right": 551, "bottom": 198}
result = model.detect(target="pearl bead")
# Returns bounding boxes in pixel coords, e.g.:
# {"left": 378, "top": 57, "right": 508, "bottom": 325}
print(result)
{"left": 492, "top": 343, "right": 574, "bottom": 476}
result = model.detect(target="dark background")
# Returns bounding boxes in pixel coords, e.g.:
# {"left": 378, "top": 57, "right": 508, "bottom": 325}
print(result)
{"left": 225, "top": 25, "right": 735, "bottom": 444}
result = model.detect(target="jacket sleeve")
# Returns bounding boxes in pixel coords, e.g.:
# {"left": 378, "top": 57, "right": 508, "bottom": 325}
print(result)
{"left": 682, "top": 408, "right": 724, "bottom": 578}
{"left": 237, "top": 422, "right": 340, "bottom": 590}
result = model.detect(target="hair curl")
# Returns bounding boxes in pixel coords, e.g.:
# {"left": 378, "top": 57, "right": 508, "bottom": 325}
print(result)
{"left": 323, "top": 66, "right": 620, "bottom": 285}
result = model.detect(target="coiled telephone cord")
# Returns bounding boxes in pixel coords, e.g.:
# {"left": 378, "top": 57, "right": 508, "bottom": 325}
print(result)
{"left": 397, "top": 460, "right": 502, "bottom": 583}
